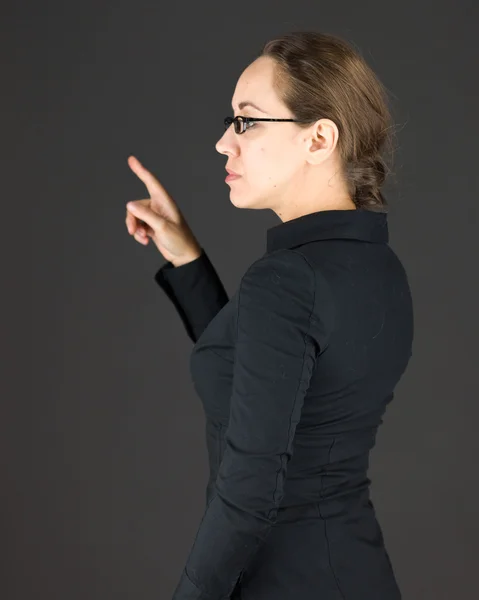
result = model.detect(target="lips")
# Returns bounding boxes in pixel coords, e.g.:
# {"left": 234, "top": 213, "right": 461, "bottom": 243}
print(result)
{"left": 226, "top": 168, "right": 241, "bottom": 176}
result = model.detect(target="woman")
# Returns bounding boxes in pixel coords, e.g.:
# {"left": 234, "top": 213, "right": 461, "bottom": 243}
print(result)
{"left": 125, "top": 31, "right": 413, "bottom": 600}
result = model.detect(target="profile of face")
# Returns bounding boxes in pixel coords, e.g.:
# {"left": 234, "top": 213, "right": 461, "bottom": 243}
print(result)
{"left": 215, "top": 55, "right": 349, "bottom": 220}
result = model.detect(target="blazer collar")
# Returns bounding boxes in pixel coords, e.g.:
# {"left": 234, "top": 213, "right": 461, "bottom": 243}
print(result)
{"left": 266, "top": 208, "right": 389, "bottom": 253}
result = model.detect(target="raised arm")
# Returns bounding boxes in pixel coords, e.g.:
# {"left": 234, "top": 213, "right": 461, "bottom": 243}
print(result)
{"left": 155, "top": 248, "right": 229, "bottom": 343}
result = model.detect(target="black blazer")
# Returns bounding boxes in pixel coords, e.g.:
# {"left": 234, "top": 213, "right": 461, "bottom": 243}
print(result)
{"left": 155, "top": 208, "right": 414, "bottom": 600}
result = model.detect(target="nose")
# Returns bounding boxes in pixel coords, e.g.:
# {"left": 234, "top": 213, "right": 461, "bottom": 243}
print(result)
{"left": 215, "top": 126, "right": 239, "bottom": 156}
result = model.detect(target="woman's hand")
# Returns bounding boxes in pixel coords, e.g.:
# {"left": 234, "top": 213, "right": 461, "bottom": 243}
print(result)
{"left": 125, "top": 155, "right": 202, "bottom": 265}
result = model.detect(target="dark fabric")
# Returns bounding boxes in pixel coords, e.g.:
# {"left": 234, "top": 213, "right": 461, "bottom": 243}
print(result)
{"left": 154, "top": 208, "right": 414, "bottom": 600}
{"left": 154, "top": 249, "right": 229, "bottom": 343}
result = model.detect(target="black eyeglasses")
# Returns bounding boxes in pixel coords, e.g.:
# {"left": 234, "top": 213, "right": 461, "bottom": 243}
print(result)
{"left": 224, "top": 115, "right": 310, "bottom": 134}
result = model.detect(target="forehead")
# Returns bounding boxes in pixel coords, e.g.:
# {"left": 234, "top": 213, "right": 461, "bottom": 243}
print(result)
{"left": 231, "top": 56, "right": 280, "bottom": 112}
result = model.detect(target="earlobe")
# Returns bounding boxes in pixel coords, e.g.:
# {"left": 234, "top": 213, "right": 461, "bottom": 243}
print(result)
{"left": 306, "top": 133, "right": 327, "bottom": 164}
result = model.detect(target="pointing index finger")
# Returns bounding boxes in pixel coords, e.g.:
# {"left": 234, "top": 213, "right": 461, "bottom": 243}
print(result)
{"left": 127, "top": 155, "right": 160, "bottom": 195}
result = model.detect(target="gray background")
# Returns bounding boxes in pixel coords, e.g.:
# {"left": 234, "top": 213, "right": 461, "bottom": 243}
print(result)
{"left": 4, "top": 0, "right": 478, "bottom": 598}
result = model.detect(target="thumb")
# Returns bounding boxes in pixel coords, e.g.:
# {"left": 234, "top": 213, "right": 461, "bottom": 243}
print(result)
{"left": 126, "top": 202, "right": 160, "bottom": 229}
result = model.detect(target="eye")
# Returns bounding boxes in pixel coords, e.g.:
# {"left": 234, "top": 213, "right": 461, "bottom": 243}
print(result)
{"left": 244, "top": 119, "right": 257, "bottom": 131}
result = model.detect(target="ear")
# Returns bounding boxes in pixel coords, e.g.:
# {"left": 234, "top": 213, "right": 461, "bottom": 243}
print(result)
{"left": 305, "top": 118, "right": 339, "bottom": 166}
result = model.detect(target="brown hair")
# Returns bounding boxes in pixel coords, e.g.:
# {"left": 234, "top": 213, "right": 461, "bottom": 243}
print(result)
{"left": 259, "top": 31, "right": 398, "bottom": 212}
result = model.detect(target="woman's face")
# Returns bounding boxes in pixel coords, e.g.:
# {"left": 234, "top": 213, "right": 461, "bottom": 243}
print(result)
{"left": 215, "top": 56, "right": 313, "bottom": 214}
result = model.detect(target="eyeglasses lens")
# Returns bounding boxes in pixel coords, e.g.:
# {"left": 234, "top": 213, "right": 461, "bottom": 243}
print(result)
{"left": 224, "top": 117, "right": 244, "bottom": 134}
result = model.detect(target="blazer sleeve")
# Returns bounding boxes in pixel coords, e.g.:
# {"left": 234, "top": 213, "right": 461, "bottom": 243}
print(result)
{"left": 171, "top": 249, "right": 320, "bottom": 600}
{"left": 154, "top": 248, "right": 229, "bottom": 343}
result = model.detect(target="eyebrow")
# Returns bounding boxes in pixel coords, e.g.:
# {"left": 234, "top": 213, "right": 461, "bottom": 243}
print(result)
{"left": 232, "top": 101, "right": 266, "bottom": 114}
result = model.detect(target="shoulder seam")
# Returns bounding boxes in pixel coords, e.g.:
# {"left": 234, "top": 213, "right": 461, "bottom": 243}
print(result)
{"left": 290, "top": 248, "right": 336, "bottom": 354}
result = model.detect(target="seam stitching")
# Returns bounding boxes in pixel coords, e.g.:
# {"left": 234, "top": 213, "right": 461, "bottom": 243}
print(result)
{"left": 317, "top": 438, "right": 347, "bottom": 600}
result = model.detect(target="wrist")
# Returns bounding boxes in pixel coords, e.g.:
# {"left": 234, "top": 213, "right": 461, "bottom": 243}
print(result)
{"left": 171, "top": 248, "right": 202, "bottom": 267}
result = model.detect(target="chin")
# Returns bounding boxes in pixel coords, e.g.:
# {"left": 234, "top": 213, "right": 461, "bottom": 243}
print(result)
{"left": 229, "top": 188, "right": 267, "bottom": 210}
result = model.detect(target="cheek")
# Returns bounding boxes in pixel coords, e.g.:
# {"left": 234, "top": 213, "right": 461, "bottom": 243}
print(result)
{"left": 245, "top": 145, "right": 284, "bottom": 181}
{"left": 242, "top": 137, "right": 296, "bottom": 186}
{"left": 263, "top": 148, "right": 296, "bottom": 185}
